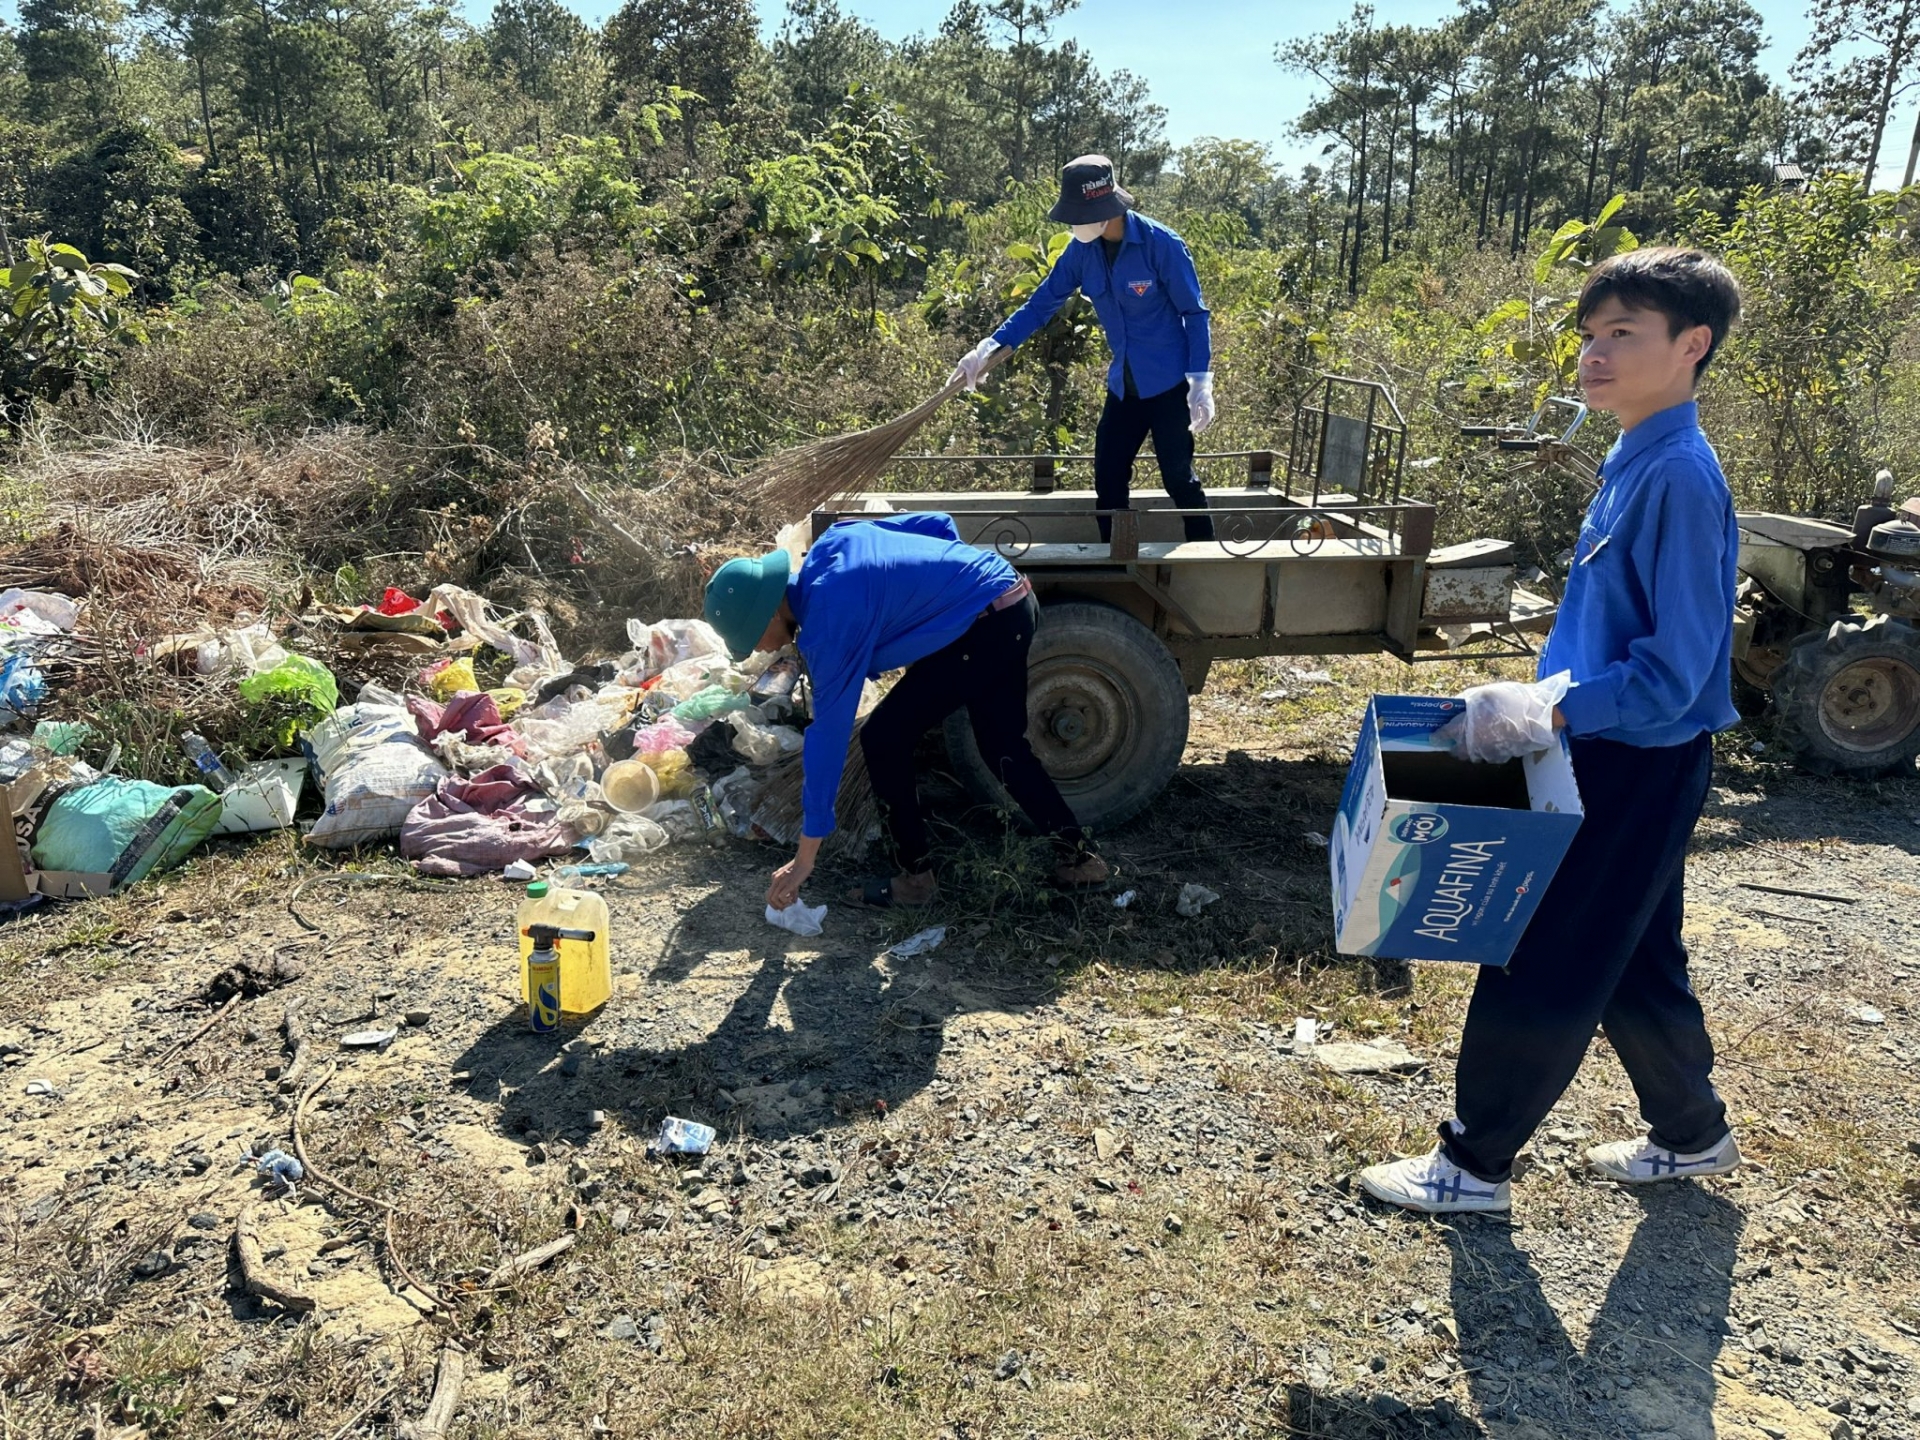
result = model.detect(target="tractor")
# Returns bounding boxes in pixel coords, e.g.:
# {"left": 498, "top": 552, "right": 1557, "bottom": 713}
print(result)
{"left": 1469, "top": 402, "right": 1920, "bottom": 776}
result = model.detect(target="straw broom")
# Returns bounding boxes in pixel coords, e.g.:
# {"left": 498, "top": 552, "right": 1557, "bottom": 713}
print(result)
{"left": 750, "top": 346, "right": 1013, "bottom": 522}
{"left": 751, "top": 719, "right": 877, "bottom": 857}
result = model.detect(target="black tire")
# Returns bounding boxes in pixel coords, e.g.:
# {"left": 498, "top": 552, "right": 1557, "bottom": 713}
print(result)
{"left": 943, "top": 600, "right": 1189, "bottom": 831}
{"left": 1772, "top": 615, "right": 1920, "bottom": 777}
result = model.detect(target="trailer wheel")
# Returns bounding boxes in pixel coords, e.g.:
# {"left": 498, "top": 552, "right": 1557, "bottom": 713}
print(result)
{"left": 1772, "top": 615, "right": 1920, "bottom": 776}
{"left": 943, "top": 601, "right": 1189, "bottom": 831}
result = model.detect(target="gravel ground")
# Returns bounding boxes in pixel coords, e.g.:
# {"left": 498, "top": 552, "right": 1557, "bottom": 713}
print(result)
{"left": 0, "top": 662, "right": 1915, "bottom": 1438}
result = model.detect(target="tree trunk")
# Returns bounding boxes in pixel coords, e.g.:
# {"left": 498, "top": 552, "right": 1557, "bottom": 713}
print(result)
{"left": 1405, "top": 105, "right": 1419, "bottom": 234}
{"left": 1904, "top": 98, "right": 1920, "bottom": 188}
{"left": 1349, "top": 102, "right": 1369, "bottom": 295}
{"left": 1582, "top": 78, "right": 1607, "bottom": 218}
{"left": 194, "top": 48, "right": 219, "bottom": 166}
{"left": 1380, "top": 103, "right": 1398, "bottom": 262}
{"left": 1864, "top": 0, "right": 1917, "bottom": 187}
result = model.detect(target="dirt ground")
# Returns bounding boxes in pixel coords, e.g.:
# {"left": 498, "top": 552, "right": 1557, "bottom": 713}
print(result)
{"left": 0, "top": 652, "right": 1916, "bottom": 1440}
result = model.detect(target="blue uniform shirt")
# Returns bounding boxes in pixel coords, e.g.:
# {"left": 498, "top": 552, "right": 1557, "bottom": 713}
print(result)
{"left": 1544, "top": 400, "right": 1740, "bottom": 746}
{"left": 790, "top": 513, "right": 1017, "bottom": 838}
{"left": 992, "top": 211, "right": 1211, "bottom": 400}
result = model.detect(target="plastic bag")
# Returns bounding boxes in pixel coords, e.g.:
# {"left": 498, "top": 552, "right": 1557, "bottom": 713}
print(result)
{"left": 303, "top": 694, "right": 449, "bottom": 849}
{"left": 710, "top": 766, "right": 761, "bottom": 838}
{"left": 32, "top": 779, "right": 221, "bottom": 889}
{"left": 625, "top": 618, "right": 729, "bottom": 681}
{"left": 587, "top": 814, "right": 669, "bottom": 863}
{"left": 0, "top": 588, "right": 79, "bottom": 632}
{"left": 513, "top": 694, "right": 630, "bottom": 766}
{"left": 426, "top": 584, "right": 564, "bottom": 672}
{"left": 238, "top": 655, "right": 340, "bottom": 748}
{"left": 642, "top": 748, "right": 696, "bottom": 798}
{"left": 672, "top": 685, "right": 752, "bottom": 723}
{"left": 424, "top": 656, "right": 477, "bottom": 700}
{"left": 724, "top": 712, "right": 803, "bottom": 766}
{"left": 0, "top": 655, "right": 47, "bottom": 726}
{"left": 629, "top": 716, "right": 703, "bottom": 757}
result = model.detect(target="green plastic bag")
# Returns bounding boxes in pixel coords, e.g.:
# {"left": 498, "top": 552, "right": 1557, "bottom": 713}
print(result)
{"left": 238, "top": 655, "right": 339, "bottom": 748}
{"left": 32, "top": 779, "right": 222, "bottom": 890}
{"left": 670, "top": 685, "right": 751, "bottom": 723}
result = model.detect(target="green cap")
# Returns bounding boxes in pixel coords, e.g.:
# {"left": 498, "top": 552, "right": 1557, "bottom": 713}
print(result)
{"left": 526, "top": 881, "right": 549, "bottom": 898}
{"left": 704, "top": 548, "right": 792, "bottom": 661}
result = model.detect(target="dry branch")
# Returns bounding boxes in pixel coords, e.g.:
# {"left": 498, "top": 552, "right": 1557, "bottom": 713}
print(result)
{"left": 151, "top": 993, "right": 241, "bottom": 1070}
{"left": 233, "top": 1204, "right": 316, "bottom": 1313}
{"left": 278, "top": 998, "right": 311, "bottom": 1094}
{"left": 484, "top": 1230, "right": 577, "bottom": 1285}
{"left": 400, "top": 1342, "right": 466, "bottom": 1440}
{"left": 292, "top": 1065, "right": 448, "bottom": 1311}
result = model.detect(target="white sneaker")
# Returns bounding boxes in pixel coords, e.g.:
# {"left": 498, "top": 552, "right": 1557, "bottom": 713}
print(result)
{"left": 1585, "top": 1132, "right": 1741, "bottom": 1184}
{"left": 1359, "top": 1147, "right": 1511, "bottom": 1214}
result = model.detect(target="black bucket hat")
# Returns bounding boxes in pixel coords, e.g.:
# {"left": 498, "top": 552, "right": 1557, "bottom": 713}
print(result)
{"left": 1047, "top": 154, "right": 1134, "bottom": 224}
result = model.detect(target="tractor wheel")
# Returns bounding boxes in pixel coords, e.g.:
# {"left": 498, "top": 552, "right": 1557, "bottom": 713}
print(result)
{"left": 1771, "top": 615, "right": 1920, "bottom": 777}
{"left": 943, "top": 600, "right": 1189, "bottom": 832}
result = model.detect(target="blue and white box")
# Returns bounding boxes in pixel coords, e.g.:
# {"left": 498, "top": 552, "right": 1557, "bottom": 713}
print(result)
{"left": 1331, "top": 694, "right": 1583, "bottom": 965}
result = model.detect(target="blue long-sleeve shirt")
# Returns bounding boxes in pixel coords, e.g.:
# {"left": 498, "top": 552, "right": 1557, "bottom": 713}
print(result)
{"left": 991, "top": 211, "right": 1211, "bottom": 400}
{"left": 790, "top": 513, "right": 1017, "bottom": 838}
{"left": 1542, "top": 400, "right": 1740, "bottom": 746}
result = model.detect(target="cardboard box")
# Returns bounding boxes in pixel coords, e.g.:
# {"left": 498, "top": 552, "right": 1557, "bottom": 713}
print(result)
{"left": 1331, "top": 694, "right": 1583, "bottom": 964}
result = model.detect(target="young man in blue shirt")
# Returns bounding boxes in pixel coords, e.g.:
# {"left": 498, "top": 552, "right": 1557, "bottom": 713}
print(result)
{"left": 1361, "top": 248, "right": 1746, "bottom": 1214}
{"left": 950, "top": 155, "right": 1218, "bottom": 542}
{"left": 705, "top": 514, "right": 1109, "bottom": 909}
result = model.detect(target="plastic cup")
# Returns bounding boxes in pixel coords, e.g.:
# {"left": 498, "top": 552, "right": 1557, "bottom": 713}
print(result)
{"left": 601, "top": 758, "right": 661, "bottom": 814}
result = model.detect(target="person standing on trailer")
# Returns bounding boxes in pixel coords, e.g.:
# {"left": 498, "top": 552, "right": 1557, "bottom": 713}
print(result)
{"left": 950, "top": 154, "right": 1218, "bottom": 542}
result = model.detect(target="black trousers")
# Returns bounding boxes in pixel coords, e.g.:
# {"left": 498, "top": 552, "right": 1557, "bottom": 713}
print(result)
{"left": 859, "top": 594, "right": 1089, "bottom": 874}
{"left": 1439, "top": 733, "right": 1729, "bottom": 1184}
{"left": 1094, "top": 380, "right": 1214, "bottom": 542}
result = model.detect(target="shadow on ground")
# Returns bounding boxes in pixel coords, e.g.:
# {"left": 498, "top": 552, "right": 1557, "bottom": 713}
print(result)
{"left": 1444, "top": 1187, "right": 1742, "bottom": 1439}
{"left": 446, "top": 748, "right": 1387, "bottom": 1155}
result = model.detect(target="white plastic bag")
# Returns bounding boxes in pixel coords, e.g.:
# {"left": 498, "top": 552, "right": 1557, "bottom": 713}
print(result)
{"left": 625, "top": 618, "right": 729, "bottom": 680}
{"left": 724, "top": 711, "right": 804, "bottom": 766}
{"left": 765, "top": 899, "right": 827, "bottom": 937}
{"left": 588, "top": 814, "right": 669, "bottom": 863}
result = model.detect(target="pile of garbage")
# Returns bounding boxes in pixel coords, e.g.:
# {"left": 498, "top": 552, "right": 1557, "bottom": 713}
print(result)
{"left": 0, "top": 579, "right": 833, "bottom": 907}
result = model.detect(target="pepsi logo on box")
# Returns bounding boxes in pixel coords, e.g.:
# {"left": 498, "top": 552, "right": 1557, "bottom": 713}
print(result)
{"left": 1330, "top": 694, "right": 1583, "bottom": 965}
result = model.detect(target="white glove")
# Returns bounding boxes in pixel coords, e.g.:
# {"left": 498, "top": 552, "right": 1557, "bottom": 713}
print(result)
{"left": 1187, "top": 371, "right": 1216, "bottom": 434}
{"left": 948, "top": 338, "right": 1000, "bottom": 392}
{"left": 1434, "top": 672, "right": 1571, "bottom": 764}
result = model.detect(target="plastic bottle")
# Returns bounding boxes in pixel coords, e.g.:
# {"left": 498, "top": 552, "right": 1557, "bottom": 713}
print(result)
{"left": 556, "top": 862, "right": 629, "bottom": 879}
{"left": 515, "top": 881, "right": 611, "bottom": 1016}
{"left": 179, "top": 731, "right": 234, "bottom": 791}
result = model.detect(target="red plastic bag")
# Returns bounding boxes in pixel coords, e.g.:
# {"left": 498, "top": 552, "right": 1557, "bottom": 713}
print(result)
{"left": 376, "top": 587, "right": 423, "bottom": 616}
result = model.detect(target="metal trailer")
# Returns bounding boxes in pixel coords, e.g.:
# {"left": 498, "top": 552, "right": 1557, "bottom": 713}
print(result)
{"left": 809, "top": 376, "right": 1556, "bottom": 830}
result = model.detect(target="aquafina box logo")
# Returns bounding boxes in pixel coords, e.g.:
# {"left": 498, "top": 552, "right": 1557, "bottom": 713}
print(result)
{"left": 1390, "top": 812, "right": 1450, "bottom": 845}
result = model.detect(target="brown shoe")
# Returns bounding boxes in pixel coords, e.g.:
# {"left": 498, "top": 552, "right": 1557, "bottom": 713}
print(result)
{"left": 1052, "top": 853, "right": 1111, "bottom": 893}
{"left": 847, "top": 870, "right": 938, "bottom": 909}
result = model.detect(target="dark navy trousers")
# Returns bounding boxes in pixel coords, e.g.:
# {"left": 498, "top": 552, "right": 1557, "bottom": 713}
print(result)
{"left": 1439, "top": 733, "right": 1730, "bottom": 1184}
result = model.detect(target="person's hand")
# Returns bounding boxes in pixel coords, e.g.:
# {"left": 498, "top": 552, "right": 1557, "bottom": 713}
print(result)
{"left": 948, "top": 338, "right": 1000, "bottom": 392}
{"left": 1435, "top": 672, "right": 1572, "bottom": 763}
{"left": 767, "top": 852, "right": 814, "bottom": 910}
{"left": 1186, "top": 371, "right": 1216, "bottom": 434}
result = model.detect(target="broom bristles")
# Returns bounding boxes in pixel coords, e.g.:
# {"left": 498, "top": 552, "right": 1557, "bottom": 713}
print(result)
{"left": 750, "top": 348, "right": 1012, "bottom": 522}
{"left": 752, "top": 719, "right": 877, "bottom": 855}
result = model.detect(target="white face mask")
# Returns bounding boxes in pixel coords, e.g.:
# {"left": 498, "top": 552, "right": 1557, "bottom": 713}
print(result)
{"left": 1070, "top": 221, "right": 1109, "bottom": 244}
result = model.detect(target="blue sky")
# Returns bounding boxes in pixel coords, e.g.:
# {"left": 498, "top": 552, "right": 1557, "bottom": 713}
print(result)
{"left": 832, "top": 0, "right": 1825, "bottom": 163}
{"left": 700, "top": 0, "right": 1909, "bottom": 192}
